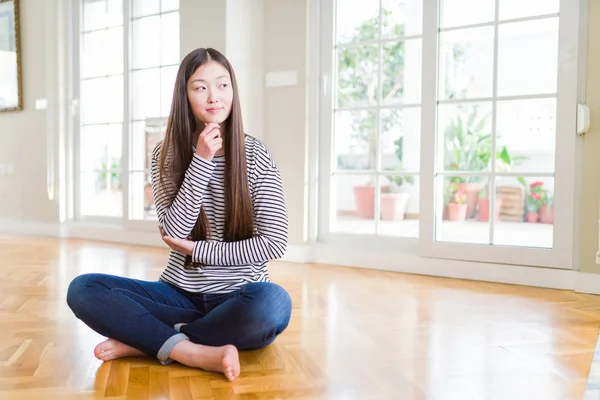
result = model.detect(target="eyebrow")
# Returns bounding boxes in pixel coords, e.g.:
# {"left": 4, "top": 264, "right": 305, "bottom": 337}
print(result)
{"left": 190, "top": 75, "right": 230, "bottom": 84}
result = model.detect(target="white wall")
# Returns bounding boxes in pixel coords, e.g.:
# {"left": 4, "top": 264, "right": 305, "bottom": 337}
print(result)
{"left": 226, "top": 0, "right": 265, "bottom": 141}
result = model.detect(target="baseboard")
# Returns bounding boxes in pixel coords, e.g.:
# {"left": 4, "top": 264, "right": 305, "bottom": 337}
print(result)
{"left": 314, "top": 243, "right": 578, "bottom": 291}
{"left": 280, "top": 245, "right": 312, "bottom": 263}
{"left": 575, "top": 273, "right": 600, "bottom": 295}
{"left": 0, "top": 218, "right": 68, "bottom": 237}
{"left": 1, "top": 218, "right": 597, "bottom": 294}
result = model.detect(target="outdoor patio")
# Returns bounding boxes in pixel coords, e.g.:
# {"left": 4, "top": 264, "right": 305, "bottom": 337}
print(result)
{"left": 333, "top": 216, "right": 554, "bottom": 248}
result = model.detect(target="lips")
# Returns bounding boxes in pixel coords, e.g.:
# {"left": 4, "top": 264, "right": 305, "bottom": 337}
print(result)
{"left": 206, "top": 108, "right": 222, "bottom": 115}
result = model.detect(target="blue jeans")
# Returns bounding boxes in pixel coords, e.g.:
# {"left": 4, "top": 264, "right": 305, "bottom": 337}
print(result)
{"left": 66, "top": 273, "right": 292, "bottom": 364}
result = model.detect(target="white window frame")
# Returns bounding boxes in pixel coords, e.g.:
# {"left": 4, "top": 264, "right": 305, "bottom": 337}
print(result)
{"left": 71, "top": 0, "right": 179, "bottom": 233}
{"left": 316, "top": 0, "right": 585, "bottom": 269}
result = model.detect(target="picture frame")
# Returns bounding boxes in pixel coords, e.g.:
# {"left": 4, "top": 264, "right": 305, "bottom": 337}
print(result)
{"left": 0, "top": 0, "right": 22, "bottom": 112}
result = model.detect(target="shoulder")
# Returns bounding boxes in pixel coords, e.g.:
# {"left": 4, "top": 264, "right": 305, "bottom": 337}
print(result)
{"left": 245, "top": 135, "right": 277, "bottom": 169}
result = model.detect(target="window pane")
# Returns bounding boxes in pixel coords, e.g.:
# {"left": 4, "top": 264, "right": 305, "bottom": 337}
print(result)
{"left": 81, "top": 76, "right": 123, "bottom": 124}
{"left": 381, "top": 108, "right": 420, "bottom": 172}
{"left": 499, "top": 0, "right": 559, "bottom": 20}
{"left": 83, "top": 0, "right": 122, "bottom": 30}
{"left": 494, "top": 177, "right": 554, "bottom": 248}
{"left": 131, "top": 119, "right": 164, "bottom": 172}
{"left": 439, "top": 27, "right": 494, "bottom": 100}
{"left": 132, "top": 68, "right": 161, "bottom": 120}
{"left": 383, "top": 39, "right": 421, "bottom": 105}
{"left": 332, "top": 174, "right": 376, "bottom": 234}
{"left": 80, "top": 170, "right": 123, "bottom": 217}
{"left": 81, "top": 30, "right": 106, "bottom": 78}
{"left": 335, "top": 110, "right": 377, "bottom": 170}
{"left": 132, "top": 0, "right": 159, "bottom": 18}
{"left": 160, "top": 12, "right": 180, "bottom": 65}
{"left": 436, "top": 176, "right": 490, "bottom": 244}
{"left": 337, "top": 45, "right": 379, "bottom": 108}
{"left": 83, "top": 0, "right": 107, "bottom": 31}
{"left": 440, "top": 0, "right": 494, "bottom": 28}
{"left": 161, "top": 66, "right": 178, "bottom": 117}
{"left": 106, "top": 0, "right": 122, "bottom": 26}
{"left": 379, "top": 175, "right": 419, "bottom": 237}
{"left": 497, "top": 98, "right": 556, "bottom": 174}
{"left": 80, "top": 124, "right": 122, "bottom": 172}
{"left": 81, "top": 27, "right": 122, "bottom": 78}
{"left": 336, "top": 0, "right": 379, "bottom": 43}
{"left": 129, "top": 170, "right": 157, "bottom": 220}
{"left": 132, "top": 16, "right": 161, "bottom": 69}
{"left": 383, "top": 0, "right": 422, "bottom": 37}
{"left": 439, "top": 102, "right": 493, "bottom": 173}
{"left": 106, "top": 75, "right": 124, "bottom": 122}
{"left": 161, "top": 0, "right": 179, "bottom": 13}
{"left": 498, "top": 19, "right": 559, "bottom": 97}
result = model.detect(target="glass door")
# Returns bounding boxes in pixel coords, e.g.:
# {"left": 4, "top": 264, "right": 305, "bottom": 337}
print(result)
{"left": 318, "top": 0, "right": 425, "bottom": 248}
{"left": 419, "top": 0, "right": 579, "bottom": 269}
{"left": 319, "top": 0, "right": 580, "bottom": 269}
{"left": 76, "top": 0, "right": 180, "bottom": 231}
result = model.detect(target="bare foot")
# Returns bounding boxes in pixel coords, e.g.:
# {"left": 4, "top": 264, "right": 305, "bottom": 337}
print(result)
{"left": 170, "top": 341, "right": 240, "bottom": 381}
{"left": 94, "top": 338, "right": 145, "bottom": 361}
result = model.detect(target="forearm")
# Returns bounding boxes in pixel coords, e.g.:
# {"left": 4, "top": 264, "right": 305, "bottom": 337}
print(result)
{"left": 152, "top": 153, "right": 214, "bottom": 239}
{"left": 191, "top": 234, "right": 287, "bottom": 266}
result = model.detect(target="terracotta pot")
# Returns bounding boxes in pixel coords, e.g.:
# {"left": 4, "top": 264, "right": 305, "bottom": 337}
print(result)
{"left": 526, "top": 212, "right": 539, "bottom": 223}
{"left": 539, "top": 204, "right": 554, "bottom": 224}
{"left": 447, "top": 203, "right": 467, "bottom": 221}
{"left": 353, "top": 185, "right": 375, "bottom": 219}
{"left": 476, "top": 199, "right": 502, "bottom": 222}
{"left": 381, "top": 193, "right": 410, "bottom": 221}
{"left": 458, "top": 182, "right": 482, "bottom": 218}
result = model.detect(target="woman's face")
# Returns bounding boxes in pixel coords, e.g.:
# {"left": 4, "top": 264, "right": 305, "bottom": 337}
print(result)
{"left": 187, "top": 60, "right": 233, "bottom": 126}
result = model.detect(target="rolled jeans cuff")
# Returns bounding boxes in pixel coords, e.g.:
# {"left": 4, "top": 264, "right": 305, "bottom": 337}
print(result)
{"left": 157, "top": 333, "right": 189, "bottom": 365}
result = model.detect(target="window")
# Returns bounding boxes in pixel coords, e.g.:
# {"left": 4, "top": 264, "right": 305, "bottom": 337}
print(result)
{"left": 320, "top": 0, "right": 579, "bottom": 267}
{"left": 331, "top": 0, "right": 423, "bottom": 237}
{"left": 434, "top": 0, "right": 560, "bottom": 248}
{"left": 77, "top": 0, "right": 179, "bottom": 222}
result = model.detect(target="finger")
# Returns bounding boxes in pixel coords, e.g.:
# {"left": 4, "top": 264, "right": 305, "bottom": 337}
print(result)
{"left": 200, "top": 123, "right": 220, "bottom": 138}
{"left": 208, "top": 135, "right": 223, "bottom": 145}
{"left": 204, "top": 129, "right": 221, "bottom": 141}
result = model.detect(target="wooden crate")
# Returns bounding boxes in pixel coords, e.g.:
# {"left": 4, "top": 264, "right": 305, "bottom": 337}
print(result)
{"left": 497, "top": 186, "right": 524, "bottom": 222}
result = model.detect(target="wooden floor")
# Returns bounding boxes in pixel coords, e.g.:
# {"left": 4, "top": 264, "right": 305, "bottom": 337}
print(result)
{"left": 1, "top": 235, "right": 600, "bottom": 399}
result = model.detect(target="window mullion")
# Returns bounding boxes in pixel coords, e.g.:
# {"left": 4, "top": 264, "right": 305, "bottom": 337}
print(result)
{"left": 374, "top": 0, "right": 384, "bottom": 234}
{"left": 122, "top": 0, "right": 130, "bottom": 225}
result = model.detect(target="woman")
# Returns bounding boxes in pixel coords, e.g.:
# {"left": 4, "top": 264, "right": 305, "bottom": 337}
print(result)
{"left": 67, "top": 48, "right": 292, "bottom": 382}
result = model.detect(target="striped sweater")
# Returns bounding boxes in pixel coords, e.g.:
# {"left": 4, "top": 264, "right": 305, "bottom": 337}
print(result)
{"left": 150, "top": 135, "right": 288, "bottom": 294}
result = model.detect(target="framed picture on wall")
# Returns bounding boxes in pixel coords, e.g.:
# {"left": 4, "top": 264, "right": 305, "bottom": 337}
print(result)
{"left": 0, "top": 0, "right": 22, "bottom": 112}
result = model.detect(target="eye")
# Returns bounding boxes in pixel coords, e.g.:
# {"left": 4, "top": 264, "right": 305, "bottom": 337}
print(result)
{"left": 194, "top": 86, "right": 206, "bottom": 92}
{"left": 220, "top": 84, "right": 229, "bottom": 89}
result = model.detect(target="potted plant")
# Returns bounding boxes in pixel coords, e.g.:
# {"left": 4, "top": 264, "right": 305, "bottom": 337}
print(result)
{"left": 96, "top": 157, "right": 121, "bottom": 191}
{"left": 380, "top": 176, "right": 412, "bottom": 220}
{"left": 476, "top": 186, "right": 502, "bottom": 222}
{"left": 446, "top": 183, "right": 468, "bottom": 221}
{"left": 443, "top": 107, "right": 527, "bottom": 218}
{"left": 539, "top": 191, "right": 554, "bottom": 224}
{"left": 525, "top": 181, "right": 547, "bottom": 222}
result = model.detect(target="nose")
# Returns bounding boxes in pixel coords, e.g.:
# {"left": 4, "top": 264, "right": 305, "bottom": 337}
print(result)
{"left": 207, "top": 89, "right": 218, "bottom": 104}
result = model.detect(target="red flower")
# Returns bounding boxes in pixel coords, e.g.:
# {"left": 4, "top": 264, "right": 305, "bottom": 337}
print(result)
{"left": 530, "top": 181, "right": 544, "bottom": 187}
{"left": 532, "top": 192, "right": 540, "bottom": 200}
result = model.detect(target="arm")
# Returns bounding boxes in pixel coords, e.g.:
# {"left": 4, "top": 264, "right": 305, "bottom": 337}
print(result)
{"left": 191, "top": 146, "right": 289, "bottom": 265}
{"left": 151, "top": 141, "right": 215, "bottom": 239}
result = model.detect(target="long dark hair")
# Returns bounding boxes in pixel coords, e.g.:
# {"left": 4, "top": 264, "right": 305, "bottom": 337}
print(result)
{"left": 158, "top": 48, "right": 254, "bottom": 267}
